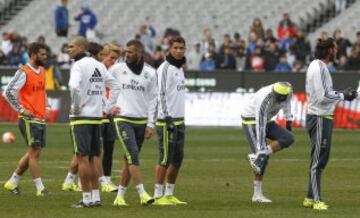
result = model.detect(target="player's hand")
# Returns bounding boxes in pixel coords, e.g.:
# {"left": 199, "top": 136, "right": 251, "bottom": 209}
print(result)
{"left": 342, "top": 88, "right": 358, "bottom": 101}
{"left": 165, "top": 116, "right": 175, "bottom": 132}
{"left": 45, "top": 107, "right": 51, "bottom": 119}
{"left": 145, "top": 127, "right": 153, "bottom": 139}
{"left": 21, "top": 109, "right": 34, "bottom": 118}
{"left": 286, "top": 121, "right": 292, "bottom": 132}
{"left": 110, "top": 106, "right": 121, "bottom": 115}
{"left": 70, "top": 107, "right": 81, "bottom": 115}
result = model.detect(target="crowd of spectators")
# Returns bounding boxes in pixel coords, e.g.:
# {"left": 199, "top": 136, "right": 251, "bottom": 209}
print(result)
{"left": 1, "top": 8, "right": 360, "bottom": 75}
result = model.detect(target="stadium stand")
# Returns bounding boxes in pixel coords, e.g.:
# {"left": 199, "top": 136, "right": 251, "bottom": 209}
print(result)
{"left": 0, "top": 0, "right": 330, "bottom": 51}
{"left": 309, "top": 0, "right": 360, "bottom": 43}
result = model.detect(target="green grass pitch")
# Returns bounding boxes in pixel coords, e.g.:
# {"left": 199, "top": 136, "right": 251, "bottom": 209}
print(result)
{"left": 0, "top": 123, "right": 360, "bottom": 218}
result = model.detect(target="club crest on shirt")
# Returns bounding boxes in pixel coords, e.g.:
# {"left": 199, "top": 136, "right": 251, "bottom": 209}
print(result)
{"left": 143, "top": 71, "right": 148, "bottom": 79}
{"left": 123, "top": 71, "right": 127, "bottom": 75}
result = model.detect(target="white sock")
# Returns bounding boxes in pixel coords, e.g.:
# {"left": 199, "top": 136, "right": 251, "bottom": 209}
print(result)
{"left": 9, "top": 172, "right": 21, "bottom": 186}
{"left": 136, "top": 184, "right": 146, "bottom": 196}
{"left": 77, "top": 179, "right": 82, "bottom": 189}
{"left": 154, "top": 184, "right": 164, "bottom": 198}
{"left": 254, "top": 180, "right": 263, "bottom": 196}
{"left": 33, "top": 177, "right": 45, "bottom": 191}
{"left": 83, "top": 192, "right": 92, "bottom": 204}
{"left": 164, "top": 183, "right": 175, "bottom": 196}
{"left": 64, "top": 172, "right": 76, "bottom": 184}
{"left": 265, "top": 145, "right": 273, "bottom": 155}
{"left": 99, "top": 176, "right": 107, "bottom": 186}
{"left": 92, "top": 189, "right": 100, "bottom": 202}
{"left": 117, "top": 185, "right": 127, "bottom": 197}
{"left": 105, "top": 176, "right": 111, "bottom": 183}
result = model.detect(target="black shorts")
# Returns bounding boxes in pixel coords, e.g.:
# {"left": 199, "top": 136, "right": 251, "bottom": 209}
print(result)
{"left": 156, "top": 119, "right": 185, "bottom": 168}
{"left": 101, "top": 119, "right": 117, "bottom": 142}
{"left": 242, "top": 120, "right": 294, "bottom": 153}
{"left": 18, "top": 117, "right": 46, "bottom": 148}
{"left": 70, "top": 119, "right": 101, "bottom": 156}
{"left": 114, "top": 117, "right": 147, "bottom": 166}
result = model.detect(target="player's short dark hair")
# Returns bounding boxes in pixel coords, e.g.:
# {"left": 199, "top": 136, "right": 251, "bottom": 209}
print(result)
{"left": 28, "top": 42, "right": 47, "bottom": 57}
{"left": 126, "top": 39, "right": 144, "bottom": 52}
{"left": 169, "top": 36, "right": 186, "bottom": 47}
{"left": 88, "top": 42, "right": 104, "bottom": 57}
{"left": 315, "top": 37, "right": 335, "bottom": 59}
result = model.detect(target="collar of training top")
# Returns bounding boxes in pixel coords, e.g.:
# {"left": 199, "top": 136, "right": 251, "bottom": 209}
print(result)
{"left": 126, "top": 57, "right": 144, "bottom": 75}
{"left": 74, "top": 53, "right": 87, "bottom": 61}
{"left": 166, "top": 54, "right": 186, "bottom": 69}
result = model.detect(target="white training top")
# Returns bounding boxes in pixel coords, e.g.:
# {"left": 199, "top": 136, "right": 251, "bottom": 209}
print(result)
{"left": 157, "top": 60, "right": 186, "bottom": 120}
{"left": 68, "top": 56, "right": 120, "bottom": 118}
{"left": 109, "top": 62, "right": 158, "bottom": 128}
{"left": 242, "top": 84, "right": 292, "bottom": 149}
{"left": 305, "top": 59, "right": 344, "bottom": 116}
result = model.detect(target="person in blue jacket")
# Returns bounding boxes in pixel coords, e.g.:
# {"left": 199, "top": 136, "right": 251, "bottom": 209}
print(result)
{"left": 74, "top": 2, "right": 97, "bottom": 37}
{"left": 55, "top": 0, "right": 69, "bottom": 37}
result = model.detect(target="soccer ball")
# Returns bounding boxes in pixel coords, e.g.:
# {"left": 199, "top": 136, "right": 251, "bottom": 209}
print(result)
{"left": 2, "top": 132, "right": 15, "bottom": 144}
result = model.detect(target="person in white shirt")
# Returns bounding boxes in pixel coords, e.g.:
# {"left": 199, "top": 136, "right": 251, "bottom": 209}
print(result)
{"left": 111, "top": 40, "right": 157, "bottom": 206}
{"left": 67, "top": 37, "right": 120, "bottom": 208}
{"left": 303, "top": 38, "right": 357, "bottom": 210}
{"left": 152, "top": 36, "right": 188, "bottom": 206}
{"left": 241, "top": 82, "right": 294, "bottom": 203}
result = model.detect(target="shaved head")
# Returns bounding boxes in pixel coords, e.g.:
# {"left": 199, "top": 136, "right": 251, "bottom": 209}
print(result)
{"left": 67, "top": 36, "right": 88, "bottom": 58}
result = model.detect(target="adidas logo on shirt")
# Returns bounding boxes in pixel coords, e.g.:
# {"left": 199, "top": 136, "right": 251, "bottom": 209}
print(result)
{"left": 89, "top": 68, "right": 103, "bottom": 83}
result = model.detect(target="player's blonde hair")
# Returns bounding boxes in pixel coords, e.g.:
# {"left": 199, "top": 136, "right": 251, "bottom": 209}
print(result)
{"left": 102, "top": 43, "right": 121, "bottom": 56}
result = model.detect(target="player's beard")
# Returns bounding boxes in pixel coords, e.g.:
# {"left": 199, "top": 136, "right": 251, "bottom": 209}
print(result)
{"left": 35, "top": 58, "right": 45, "bottom": 66}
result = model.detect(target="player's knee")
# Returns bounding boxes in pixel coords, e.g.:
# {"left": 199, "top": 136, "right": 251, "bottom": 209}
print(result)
{"left": 280, "top": 132, "right": 295, "bottom": 148}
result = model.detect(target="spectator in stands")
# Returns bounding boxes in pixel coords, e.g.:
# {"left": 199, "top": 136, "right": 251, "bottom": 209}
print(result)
{"left": 152, "top": 45, "right": 164, "bottom": 69}
{"left": 45, "top": 53, "right": 63, "bottom": 90}
{"left": 7, "top": 42, "right": 23, "bottom": 66}
{"left": 264, "top": 41, "right": 279, "bottom": 71}
{"left": 233, "top": 32, "right": 244, "bottom": 47}
{"left": 57, "top": 43, "right": 71, "bottom": 68}
{"left": 287, "top": 45, "right": 296, "bottom": 68}
{"left": 74, "top": 2, "right": 97, "bottom": 38}
{"left": 264, "top": 28, "right": 277, "bottom": 45}
{"left": 234, "top": 43, "right": 246, "bottom": 71}
{"left": 327, "top": 61, "right": 336, "bottom": 73}
{"left": 292, "top": 31, "right": 311, "bottom": 65}
{"left": 337, "top": 55, "right": 348, "bottom": 71}
{"left": 200, "top": 52, "right": 216, "bottom": 71}
{"left": 277, "top": 13, "right": 297, "bottom": 40}
{"left": 219, "top": 34, "right": 232, "bottom": 55}
{"left": 187, "top": 43, "right": 202, "bottom": 70}
{"left": 321, "top": 31, "right": 329, "bottom": 41}
{"left": 335, "top": 0, "right": 347, "bottom": 15}
{"left": 249, "top": 46, "right": 264, "bottom": 72}
{"left": 138, "top": 21, "right": 156, "bottom": 54}
{"left": 275, "top": 53, "right": 292, "bottom": 72}
{"left": 279, "top": 32, "right": 294, "bottom": 52}
{"left": 250, "top": 17, "right": 265, "bottom": 39}
{"left": 216, "top": 46, "right": 236, "bottom": 70}
{"left": 351, "top": 31, "right": 360, "bottom": 52}
{"left": 7, "top": 33, "right": 27, "bottom": 66}
{"left": 55, "top": 0, "right": 69, "bottom": 37}
{"left": 247, "top": 31, "right": 258, "bottom": 55}
{"left": 1, "top": 32, "right": 13, "bottom": 56}
{"left": 333, "top": 29, "right": 351, "bottom": 60}
{"left": 346, "top": 47, "right": 360, "bottom": 70}
{"left": 201, "top": 28, "right": 218, "bottom": 55}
